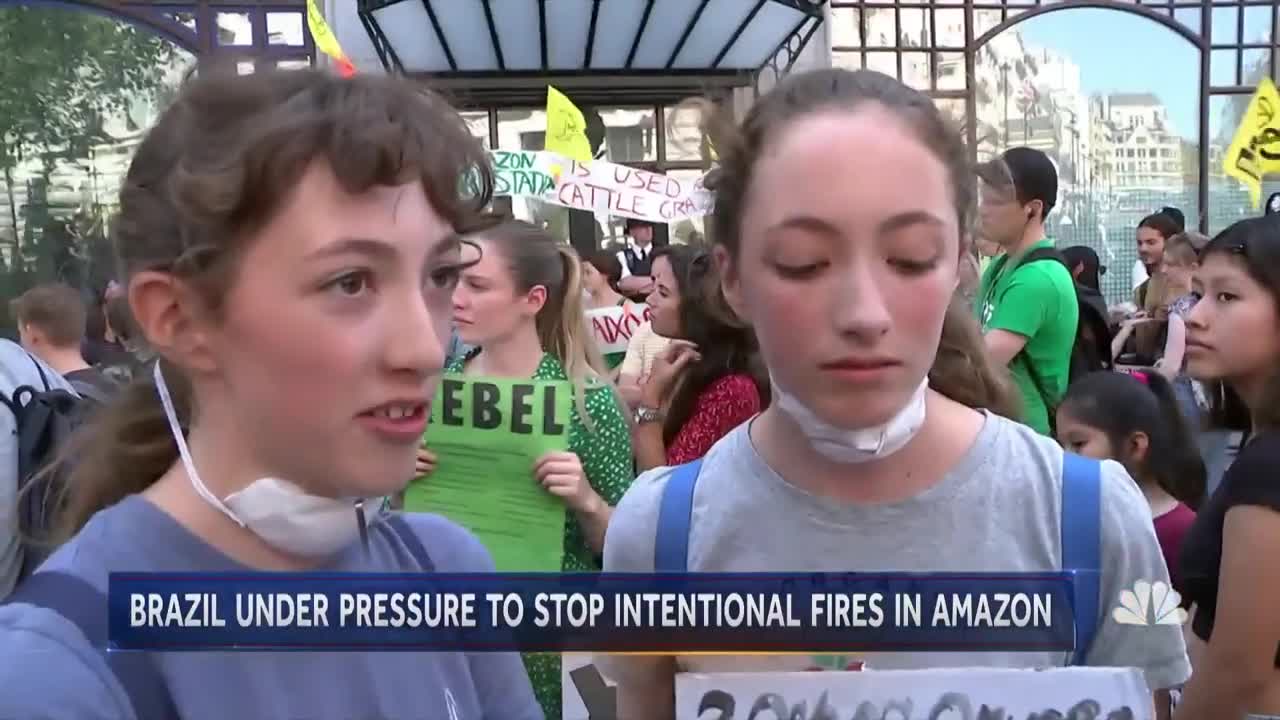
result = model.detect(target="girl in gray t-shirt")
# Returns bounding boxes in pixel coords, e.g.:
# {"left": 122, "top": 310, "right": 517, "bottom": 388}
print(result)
{"left": 600, "top": 68, "right": 1189, "bottom": 719}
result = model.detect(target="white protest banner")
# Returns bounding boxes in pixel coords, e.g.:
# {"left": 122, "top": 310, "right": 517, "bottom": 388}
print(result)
{"left": 675, "top": 667, "right": 1153, "bottom": 720}
{"left": 563, "top": 653, "right": 618, "bottom": 720}
{"left": 489, "top": 149, "right": 713, "bottom": 223}
{"left": 585, "top": 303, "right": 651, "bottom": 356}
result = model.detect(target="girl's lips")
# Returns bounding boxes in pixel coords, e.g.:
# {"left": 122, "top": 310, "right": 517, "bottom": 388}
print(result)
{"left": 357, "top": 406, "right": 428, "bottom": 442}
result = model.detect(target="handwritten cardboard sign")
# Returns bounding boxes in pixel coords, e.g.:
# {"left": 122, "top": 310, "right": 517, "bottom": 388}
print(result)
{"left": 487, "top": 150, "right": 713, "bottom": 223}
{"left": 675, "top": 667, "right": 1153, "bottom": 720}
{"left": 586, "top": 303, "right": 652, "bottom": 356}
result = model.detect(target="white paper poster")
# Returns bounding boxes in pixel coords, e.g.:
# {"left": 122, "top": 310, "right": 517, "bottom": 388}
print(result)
{"left": 586, "top": 303, "right": 651, "bottom": 356}
{"left": 675, "top": 667, "right": 1153, "bottom": 720}
{"left": 487, "top": 149, "right": 713, "bottom": 223}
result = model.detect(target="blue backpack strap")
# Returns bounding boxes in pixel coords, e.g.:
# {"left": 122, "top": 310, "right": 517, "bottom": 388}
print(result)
{"left": 5, "top": 571, "right": 177, "bottom": 719}
{"left": 1060, "top": 451, "right": 1103, "bottom": 666}
{"left": 653, "top": 459, "right": 703, "bottom": 572}
{"left": 386, "top": 514, "right": 436, "bottom": 571}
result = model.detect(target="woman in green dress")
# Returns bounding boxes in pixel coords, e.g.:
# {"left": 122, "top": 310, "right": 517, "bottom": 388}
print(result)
{"left": 413, "top": 220, "right": 635, "bottom": 719}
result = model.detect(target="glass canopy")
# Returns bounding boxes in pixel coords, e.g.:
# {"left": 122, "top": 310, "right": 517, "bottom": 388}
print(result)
{"left": 357, "top": 0, "right": 825, "bottom": 75}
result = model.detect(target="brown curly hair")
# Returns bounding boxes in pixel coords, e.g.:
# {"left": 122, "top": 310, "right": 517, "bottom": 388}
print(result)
{"left": 51, "top": 66, "right": 494, "bottom": 540}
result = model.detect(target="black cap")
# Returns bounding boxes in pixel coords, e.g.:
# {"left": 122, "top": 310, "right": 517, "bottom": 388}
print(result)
{"left": 1001, "top": 147, "right": 1058, "bottom": 216}
{"left": 1061, "top": 244, "right": 1106, "bottom": 292}
{"left": 1061, "top": 245, "right": 1105, "bottom": 276}
{"left": 1160, "top": 206, "right": 1186, "bottom": 230}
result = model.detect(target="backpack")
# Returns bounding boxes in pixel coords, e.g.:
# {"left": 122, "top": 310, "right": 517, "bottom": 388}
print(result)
{"left": 654, "top": 452, "right": 1104, "bottom": 666}
{"left": 992, "top": 248, "right": 1115, "bottom": 425}
{"left": 0, "top": 356, "right": 114, "bottom": 579}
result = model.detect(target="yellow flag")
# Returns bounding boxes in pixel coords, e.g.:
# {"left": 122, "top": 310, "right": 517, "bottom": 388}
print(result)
{"left": 544, "top": 86, "right": 593, "bottom": 164}
{"left": 306, "top": 0, "right": 356, "bottom": 77}
{"left": 1222, "top": 77, "right": 1280, "bottom": 209}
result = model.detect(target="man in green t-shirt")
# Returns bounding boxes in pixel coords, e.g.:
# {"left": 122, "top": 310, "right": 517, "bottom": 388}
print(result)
{"left": 974, "top": 147, "right": 1078, "bottom": 436}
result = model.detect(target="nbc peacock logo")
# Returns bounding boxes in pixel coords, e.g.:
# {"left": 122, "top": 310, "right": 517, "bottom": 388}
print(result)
{"left": 1112, "top": 580, "right": 1189, "bottom": 626}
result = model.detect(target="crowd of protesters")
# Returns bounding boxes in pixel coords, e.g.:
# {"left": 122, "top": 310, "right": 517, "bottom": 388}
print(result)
{"left": 0, "top": 65, "right": 1274, "bottom": 720}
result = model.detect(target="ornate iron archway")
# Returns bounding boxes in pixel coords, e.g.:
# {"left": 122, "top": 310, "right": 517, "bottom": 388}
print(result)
{"left": 830, "top": 0, "right": 1280, "bottom": 241}
{"left": 4, "top": 0, "right": 317, "bottom": 63}
{"left": 5, "top": 0, "right": 199, "bottom": 50}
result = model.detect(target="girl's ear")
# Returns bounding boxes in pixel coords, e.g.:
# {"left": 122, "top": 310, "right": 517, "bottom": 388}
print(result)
{"left": 1125, "top": 430, "right": 1150, "bottom": 467}
{"left": 523, "top": 284, "right": 548, "bottom": 316}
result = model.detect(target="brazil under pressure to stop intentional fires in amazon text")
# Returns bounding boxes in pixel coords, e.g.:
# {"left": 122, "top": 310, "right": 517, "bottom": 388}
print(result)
{"left": 108, "top": 572, "right": 1084, "bottom": 653}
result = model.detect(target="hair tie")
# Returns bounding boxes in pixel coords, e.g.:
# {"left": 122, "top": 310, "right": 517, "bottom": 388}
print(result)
{"left": 1131, "top": 371, "right": 1150, "bottom": 385}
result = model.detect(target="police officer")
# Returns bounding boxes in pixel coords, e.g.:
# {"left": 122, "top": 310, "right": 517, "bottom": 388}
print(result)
{"left": 615, "top": 218, "right": 656, "bottom": 301}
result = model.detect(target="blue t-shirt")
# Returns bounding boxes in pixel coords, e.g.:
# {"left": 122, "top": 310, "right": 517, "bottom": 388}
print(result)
{"left": 0, "top": 496, "right": 543, "bottom": 720}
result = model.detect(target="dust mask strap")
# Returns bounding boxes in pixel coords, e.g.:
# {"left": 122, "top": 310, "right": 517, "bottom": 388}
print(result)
{"left": 153, "top": 361, "right": 245, "bottom": 528}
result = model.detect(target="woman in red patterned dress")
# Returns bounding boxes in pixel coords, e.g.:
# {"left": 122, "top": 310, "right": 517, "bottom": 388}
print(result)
{"left": 629, "top": 244, "right": 768, "bottom": 470}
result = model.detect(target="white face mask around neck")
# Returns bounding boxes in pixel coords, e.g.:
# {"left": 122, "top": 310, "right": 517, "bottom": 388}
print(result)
{"left": 770, "top": 372, "right": 929, "bottom": 464}
{"left": 153, "top": 362, "right": 388, "bottom": 558}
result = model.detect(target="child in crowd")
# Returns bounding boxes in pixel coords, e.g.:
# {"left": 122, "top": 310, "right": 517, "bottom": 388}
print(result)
{"left": 1056, "top": 370, "right": 1205, "bottom": 587}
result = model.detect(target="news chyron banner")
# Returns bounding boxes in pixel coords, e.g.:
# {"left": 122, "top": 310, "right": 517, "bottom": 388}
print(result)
{"left": 111, "top": 573, "right": 1079, "bottom": 653}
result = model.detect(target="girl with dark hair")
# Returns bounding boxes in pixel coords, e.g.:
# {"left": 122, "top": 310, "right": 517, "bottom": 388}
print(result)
{"left": 599, "top": 68, "right": 1187, "bottom": 719}
{"left": 417, "top": 219, "right": 632, "bottom": 719}
{"left": 0, "top": 68, "right": 541, "bottom": 719}
{"left": 1056, "top": 370, "right": 1204, "bottom": 586}
{"left": 581, "top": 249, "right": 642, "bottom": 372}
{"left": 581, "top": 250, "right": 626, "bottom": 310}
{"left": 629, "top": 244, "right": 766, "bottom": 471}
{"left": 1174, "top": 215, "right": 1280, "bottom": 720}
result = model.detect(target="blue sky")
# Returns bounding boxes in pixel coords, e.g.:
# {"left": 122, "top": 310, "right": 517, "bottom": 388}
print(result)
{"left": 1018, "top": 9, "right": 1200, "bottom": 139}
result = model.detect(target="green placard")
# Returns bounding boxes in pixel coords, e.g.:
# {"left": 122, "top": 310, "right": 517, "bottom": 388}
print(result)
{"left": 404, "top": 376, "right": 573, "bottom": 572}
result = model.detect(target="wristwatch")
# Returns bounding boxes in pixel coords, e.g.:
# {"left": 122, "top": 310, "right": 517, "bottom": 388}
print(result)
{"left": 633, "top": 405, "right": 665, "bottom": 424}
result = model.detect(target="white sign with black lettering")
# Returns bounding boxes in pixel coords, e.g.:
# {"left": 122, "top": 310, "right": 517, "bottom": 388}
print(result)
{"left": 675, "top": 667, "right": 1153, "bottom": 720}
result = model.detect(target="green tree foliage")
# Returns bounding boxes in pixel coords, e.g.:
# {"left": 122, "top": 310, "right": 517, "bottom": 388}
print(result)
{"left": 0, "top": 6, "right": 184, "bottom": 331}
{"left": 0, "top": 5, "right": 181, "bottom": 170}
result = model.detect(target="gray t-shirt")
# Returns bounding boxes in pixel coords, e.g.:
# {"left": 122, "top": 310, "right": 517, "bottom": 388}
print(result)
{"left": 0, "top": 340, "right": 73, "bottom": 599}
{"left": 601, "top": 411, "right": 1191, "bottom": 691}
{"left": 0, "top": 496, "right": 542, "bottom": 720}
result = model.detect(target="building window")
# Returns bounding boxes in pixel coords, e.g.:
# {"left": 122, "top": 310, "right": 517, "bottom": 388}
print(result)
{"left": 266, "top": 12, "right": 305, "bottom": 46}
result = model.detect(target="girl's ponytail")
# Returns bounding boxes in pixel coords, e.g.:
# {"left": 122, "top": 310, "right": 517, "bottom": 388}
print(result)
{"left": 544, "top": 244, "right": 612, "bottom": 431}
{"left": 54, "top": 359, "right": 192, "bottom": 541}
{"left": 1140, "top": 372, "right": 1207, "bottom": 509}
{"left": 929, "top": 296, "right": 1023, "bottom": 420}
